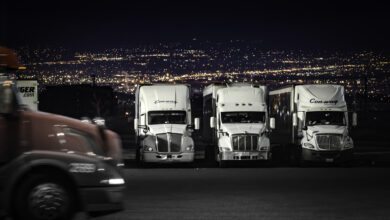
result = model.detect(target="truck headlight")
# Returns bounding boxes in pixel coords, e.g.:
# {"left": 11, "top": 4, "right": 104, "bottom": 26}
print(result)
{"left": 100, "top": 178, "right": 125, "bottom": 185}
{"left": 185, "top": 146, "right": 194, "bottom": 151}
{"left": 144, "top": 146, "right": 154, "bottom": 152}
{"left": 219, "top": 147, "right": 232, "bottom": 152}
{"left": 342, "top": 136, "right": 354, "bottom": 149}
{"left": 259, "top": 146, "right": 269, "bottom": 151}
{"left": 303, "top": 142, "right": 315, "bottom": 149}
{"left": 258, "top": 136, "right": 270, "bottom": 151}
{"left": 143, "top": 135, "right": 157, "bottom": 152}
{"left": 306, "top": 132, "right": 313, "bottom": 141}
{"left": 182, "top": 135, "right": 195, "bottom": 152}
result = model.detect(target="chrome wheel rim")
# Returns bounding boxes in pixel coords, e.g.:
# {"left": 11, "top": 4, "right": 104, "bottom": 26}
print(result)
{"left": 28, "top": 183, "right": 68, "bottom": 220}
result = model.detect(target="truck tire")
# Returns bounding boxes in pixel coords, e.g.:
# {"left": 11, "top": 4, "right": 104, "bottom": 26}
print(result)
{"left": 13, "top": 173, "right": 76, "bottom": 220}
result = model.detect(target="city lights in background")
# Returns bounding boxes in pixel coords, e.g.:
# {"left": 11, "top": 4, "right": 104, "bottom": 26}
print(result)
{"left": 14, "top": 41, "right": 389, "bottom": 101}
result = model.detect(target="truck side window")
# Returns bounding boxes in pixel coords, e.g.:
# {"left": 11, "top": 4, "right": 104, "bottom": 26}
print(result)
{"left": 63, "top": 128, "right": 102, "bottom": 155}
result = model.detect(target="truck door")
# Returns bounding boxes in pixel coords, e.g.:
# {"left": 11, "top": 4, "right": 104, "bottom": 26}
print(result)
{"left": 0, "top": 85, "right": 21, "bottom": 165}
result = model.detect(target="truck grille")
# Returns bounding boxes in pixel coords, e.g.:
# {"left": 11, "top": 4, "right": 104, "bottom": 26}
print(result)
{"left": 316, "top": 134, "right": 342, "bottom": 150}
{"left": 232, "top": 135, "right": 258, "bottom": 151}
{"left": 156, "top": 133, "right": 182, "bottom": 153}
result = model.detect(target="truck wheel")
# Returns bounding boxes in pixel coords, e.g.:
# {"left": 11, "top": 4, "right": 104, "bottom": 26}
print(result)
{"left": 13, "top": 174, "right": 76, "bottom": 220}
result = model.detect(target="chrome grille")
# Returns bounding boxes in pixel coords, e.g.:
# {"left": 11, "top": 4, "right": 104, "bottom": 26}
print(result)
{"left": 316, "top": 134, "right": 342, "bottom": 150}
{"left": 232, "top": 135, "right": 258, "bottom": 151}
{"left": 156, "top": 133, "right": 182, "bottom": 153}
{"left": 170, "top": 134, "right": 182, "bottom": 152}
{"left": 157, "top": 134, "right": 169, "bottom": 152}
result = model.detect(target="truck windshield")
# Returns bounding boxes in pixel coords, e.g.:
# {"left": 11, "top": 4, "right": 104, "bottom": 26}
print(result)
{"left": 148, "top": 111, "right": 186, "bottom": 124}
{"left": 306, "top": 111, "right": 345, "bottom": 126}
{"left": 221, "top": 112, "right": 265, "bottom": 123}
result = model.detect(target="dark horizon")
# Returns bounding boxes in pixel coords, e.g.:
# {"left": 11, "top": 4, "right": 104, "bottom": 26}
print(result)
{"left": 2, "top": 1, "right": 389, "bottom": 50}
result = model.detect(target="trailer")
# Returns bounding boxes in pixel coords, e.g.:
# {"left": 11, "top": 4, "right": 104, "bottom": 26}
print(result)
{"left": 16, "top": 79, "right": 38, "bottom": 111}
{"left": 134, "top": 84, "right": 200, "bottom": 164}
{"left": 269, "top": 84, "right": 357, "bottom": 165}
{"left": 203, "top": 83, "right": 274, "bottom": 167}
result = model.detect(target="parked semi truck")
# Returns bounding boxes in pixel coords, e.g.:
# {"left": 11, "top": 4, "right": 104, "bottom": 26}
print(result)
{"left": 269, "top": 84, "right": 357, "bottom": 165}
{"left": 134, "top": 84, "right": 200, "bottom": 164}
{"left": 203, "top": 83, "right": 274, "bottom": 167}
{"left": 0, "top": 47, "right": 125, "bottom": 220}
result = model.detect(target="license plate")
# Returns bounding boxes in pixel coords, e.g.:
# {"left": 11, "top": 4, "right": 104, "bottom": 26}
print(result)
{"left": 325, "top": 158, "right": 334, "bottom": 163}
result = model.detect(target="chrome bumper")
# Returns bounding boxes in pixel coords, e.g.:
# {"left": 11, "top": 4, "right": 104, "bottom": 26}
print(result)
{"left": 143, "top": 152, "right": 195, "bottom": 163}
{"left": 220, "top": 151, "right": 270, "bottom": 161}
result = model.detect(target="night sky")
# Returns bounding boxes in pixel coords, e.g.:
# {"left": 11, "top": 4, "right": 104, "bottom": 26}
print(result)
{"left": 1, "top": 0, "right": 389, "bottom": 50}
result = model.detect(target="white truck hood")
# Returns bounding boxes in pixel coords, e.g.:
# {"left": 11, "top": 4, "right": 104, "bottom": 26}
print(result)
{"left": 221, "top": 123, "right": 266, "bottom": 135}
{"left": 148, "top": 124, "right": 187, "bottom": 135}
{"left": 307, "top": 125, "right": 347, "bottom": 136}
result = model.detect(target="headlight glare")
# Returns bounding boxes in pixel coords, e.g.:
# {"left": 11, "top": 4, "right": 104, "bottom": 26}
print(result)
{"left": 100, "top": 178, "right": 125, "bottom": 185}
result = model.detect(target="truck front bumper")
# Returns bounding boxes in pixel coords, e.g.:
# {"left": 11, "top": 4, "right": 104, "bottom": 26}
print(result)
{"left": 80, "top": 185, "right": 125, "bottom": 213}
{"left": 143, "top": 152, "right": 195, "bottom": 163}
{"left": 220, "top": 151, "right": 270, "bottom": 161}
{"left": 301, "top": 148, "right": 354, "bottom": 163}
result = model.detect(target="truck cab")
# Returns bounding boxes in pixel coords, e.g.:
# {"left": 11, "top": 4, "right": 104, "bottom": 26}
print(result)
{"left": 269, "top": 84, "right": 356, "bottom": 165}
{"left": 134, "top": 84, "right": 200, "bottom": 164}
{"left": 0, "top": 47, "right": 125, "bottom": 220}
{"left": 203, "top": 83, "right": 274, "bottom": 167}
{"left": 294, "top": 85, "right": 355, "bottom": 164}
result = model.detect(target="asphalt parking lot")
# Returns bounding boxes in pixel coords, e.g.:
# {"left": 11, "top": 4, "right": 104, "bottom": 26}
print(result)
{"left": 89, "top": 166, "right": 390, "bottom": 220}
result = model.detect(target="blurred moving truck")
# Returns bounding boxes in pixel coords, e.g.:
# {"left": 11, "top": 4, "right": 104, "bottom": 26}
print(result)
{"left": 269, "top": 84, "right": 357, "bottom": 165}
{"left": 134, "top": 84, "right": 200, "bottom": 164}
{"left": 0, "top": 47, "right": 125, "bottom": 220}
{"left": 203, "top": 83, "right": 274, "bottom": 167}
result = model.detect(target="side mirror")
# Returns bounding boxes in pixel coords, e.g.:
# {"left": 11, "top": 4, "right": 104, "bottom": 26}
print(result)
{"left": 352, "top": 112, "right": 358, "bottom": 127}
{"left": 292, "top": 113, "right": 297, "bottom": 127}
{"left": 210, "top": 116, "right": 216, "bottom": 128}
{"left": 270, "top": 117, "right": 275, "bottom": 129}
{"left": 134, "top": 118, "right": 139, "bottom": 130}
{"left": 194, "top": 118, "right": 200, "bottom": 130}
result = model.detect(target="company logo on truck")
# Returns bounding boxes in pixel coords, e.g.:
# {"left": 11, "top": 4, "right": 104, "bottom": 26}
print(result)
{"left": 154, "top": 100, "right": 178, "bottom": 104}
{"left": 310, "top": 98, "right": 338, "bottom": 105}
{"left": 19, "top": 87, "right": 35, "bottom": 97}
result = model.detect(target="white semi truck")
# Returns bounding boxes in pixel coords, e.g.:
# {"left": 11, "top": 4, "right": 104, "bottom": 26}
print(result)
{"left": 134, "top": 84, "right": 200, "bottom": 164}
{"left": 269, "top": 84, "right": 357, "bottom": 165}
{"left": 203, "top": 83, "right": 274, "bottom": 167}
